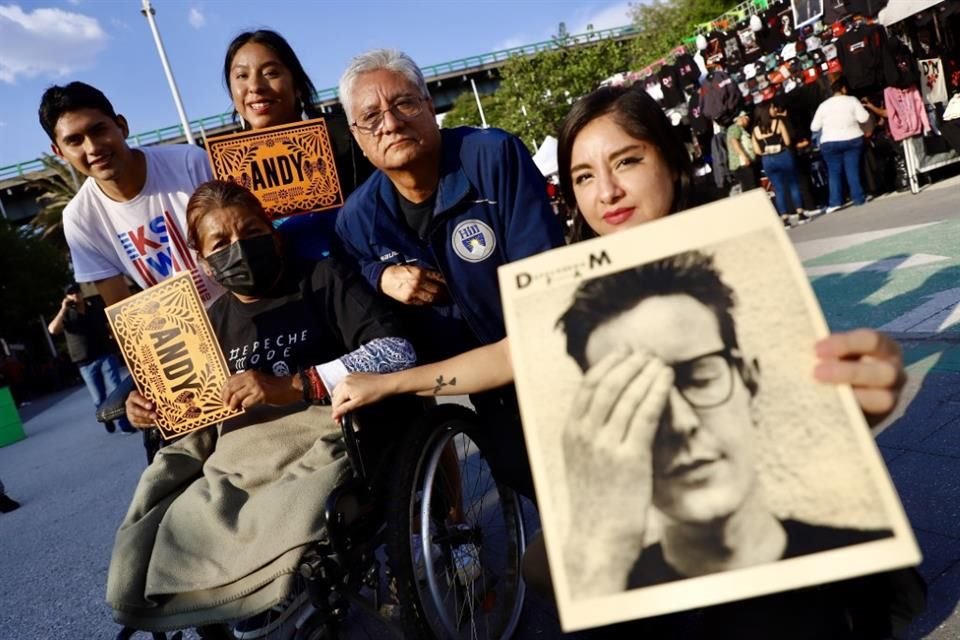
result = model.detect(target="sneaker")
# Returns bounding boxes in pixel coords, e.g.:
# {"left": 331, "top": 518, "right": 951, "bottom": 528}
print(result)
{"left": 795, "top": 212, "right": 811, "bottom": 225}
{"left": 781, "top": 216, "right": 793, "bottom": 228}
{"left": 412, "top": 533, "right": 443, "bottom": 582}
{"left": 233, "top": 589, "right": 309, "bottom": 639}
{"left": 825, "top": 205, "right": 842, "bottom": 214}
{"left": 805, "top": 208, "right": 825, "bottom": 217}
{"left": 104, "top": 421, "right": 116, "bottom": 434}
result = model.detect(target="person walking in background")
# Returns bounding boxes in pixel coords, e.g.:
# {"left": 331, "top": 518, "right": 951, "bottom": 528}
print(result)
{"left": 811, "top": 78, "right": 870, "bottom": 213}
{"left": 752, "top": 103, "right": 809, "bottom": 227}
{"left": 48, "top": 283, "right": 134, "bottom": 434}
{"left": 726, "top": 110, "right": 758, "bottom": 192}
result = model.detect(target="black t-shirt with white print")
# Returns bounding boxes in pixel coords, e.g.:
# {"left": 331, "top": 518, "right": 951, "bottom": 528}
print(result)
{"left": 206, "top": 259, "right": 405, "bottom": 377}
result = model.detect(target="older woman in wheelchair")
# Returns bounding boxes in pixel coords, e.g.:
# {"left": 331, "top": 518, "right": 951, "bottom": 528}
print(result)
{"left": 109, "top": 180, "right": 527, "bottom": 640}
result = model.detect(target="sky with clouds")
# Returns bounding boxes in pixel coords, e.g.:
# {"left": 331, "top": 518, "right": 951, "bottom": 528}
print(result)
{"left": 0, "top": 0, "right": 633, "bottom": 168}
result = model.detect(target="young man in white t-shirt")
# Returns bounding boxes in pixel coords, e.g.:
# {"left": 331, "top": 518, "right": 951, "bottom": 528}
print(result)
{"left": 39, "top": 81, "right": 222, "bottom": 307}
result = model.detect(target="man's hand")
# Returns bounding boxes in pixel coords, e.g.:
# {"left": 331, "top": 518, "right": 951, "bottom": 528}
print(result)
{"left": 126, "top": 390, "right": 157, "bottom": 428}
{"left": 814, "top": 329, "right": 906, "bottom": 427}
{"left": 379, "top": 265, "right": 446, "bottom": 305}
{"left": 221, "top": 370, "right": 300, "bottom": 411}
{"left": 563, "top": 349, "right": 674, "bottom": 595}
{"left": 331, "top": 372, "right": 399, "bottom": 421}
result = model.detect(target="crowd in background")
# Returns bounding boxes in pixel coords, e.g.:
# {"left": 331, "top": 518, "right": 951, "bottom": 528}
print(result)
{"left": 600, "top": 0, "right": 960, "bottom": 227}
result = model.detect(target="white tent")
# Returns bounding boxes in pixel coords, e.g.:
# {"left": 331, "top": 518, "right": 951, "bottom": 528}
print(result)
{"left": 532, "top": 135, "right": 559, "bottom": 178}
{"left": 879, "top": 0, "right": 944, "bottom": 26}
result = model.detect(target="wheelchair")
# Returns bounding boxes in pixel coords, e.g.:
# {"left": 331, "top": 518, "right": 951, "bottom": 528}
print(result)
{"left": 116, "top": 401, "right": 528, "bottom": 640}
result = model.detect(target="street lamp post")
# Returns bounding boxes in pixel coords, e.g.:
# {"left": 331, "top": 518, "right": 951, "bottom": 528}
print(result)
{"left": 140, "top": 0, "right": 195, "bottom": 145}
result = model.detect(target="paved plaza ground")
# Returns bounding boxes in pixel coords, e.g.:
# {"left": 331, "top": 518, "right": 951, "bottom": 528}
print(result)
{"left": 3, "top": 178, "right": 960, "bottom": 638}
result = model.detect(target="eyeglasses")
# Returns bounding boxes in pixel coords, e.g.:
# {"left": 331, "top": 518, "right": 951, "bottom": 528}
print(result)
{"left": 351, "top": 96, "right": 425, "bottom": 134}
{"left": 670, "top": 348, "right": 740, "bottom": 409}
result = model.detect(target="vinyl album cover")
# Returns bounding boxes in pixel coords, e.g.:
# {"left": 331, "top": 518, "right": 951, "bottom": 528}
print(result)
{"left": 498, "top": 191, "right": 920, "bottom": 631}
{"left": 207, "top": 117, "right": 343, "bottom": 220}
{"left": 107, "top": 272, "right": 241, "bottom": 439}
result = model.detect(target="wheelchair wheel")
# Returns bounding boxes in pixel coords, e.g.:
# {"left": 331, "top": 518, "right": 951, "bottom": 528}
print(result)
{"left": 386, "top": 410, "right": 526, "bottom": 640}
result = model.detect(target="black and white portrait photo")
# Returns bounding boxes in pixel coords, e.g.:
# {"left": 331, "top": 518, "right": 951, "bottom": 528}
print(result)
{"left": 498, "top": 192, "right": 920, "bottom": 631}
{"left": 792, "top": 0, "right": 824, "bottom": 28}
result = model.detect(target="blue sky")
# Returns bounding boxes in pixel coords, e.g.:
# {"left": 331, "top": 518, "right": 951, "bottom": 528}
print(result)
{"left": 0, "top": 0, "right": 634, "bottom": 168}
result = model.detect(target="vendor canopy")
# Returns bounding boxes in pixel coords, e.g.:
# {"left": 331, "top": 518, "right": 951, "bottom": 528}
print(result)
{"left": 879, "top": 0, "right": 945, "bottom": 26}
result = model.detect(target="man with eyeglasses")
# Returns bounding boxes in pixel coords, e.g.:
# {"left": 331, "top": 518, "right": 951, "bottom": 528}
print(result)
{"left": 335, "top": 49, "right": 564, "bottom": 499}
{"left": 557, "top": 251, "right": 893, "bottom": 603}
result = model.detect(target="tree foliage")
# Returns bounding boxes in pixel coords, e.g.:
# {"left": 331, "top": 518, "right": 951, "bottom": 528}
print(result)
{"left": 0, "top": 222, "right": 71, "bottom": 342}
{"left": 628, "top": 0, "right": 739, "bottom": 68}
{"left": 442, "top": 91, "right": 511, "bottom": 130}
{"left": 491, "top": 31, "right": 630, "bottom": 151}
{"left": 481, "top": 0, "right": 740, "bottom": 151}
{"left": 29, "top": 153, "right": 80, "bottom": 248}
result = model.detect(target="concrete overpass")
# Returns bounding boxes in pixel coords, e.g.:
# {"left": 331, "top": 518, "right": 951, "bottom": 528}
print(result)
{"left": 0, "top": 22, "right": 639, "bottom": 223}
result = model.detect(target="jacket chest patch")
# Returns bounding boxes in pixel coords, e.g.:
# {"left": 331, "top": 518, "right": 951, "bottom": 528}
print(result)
{"left": 451, "top": 219, "right": 496, "bottom": 263}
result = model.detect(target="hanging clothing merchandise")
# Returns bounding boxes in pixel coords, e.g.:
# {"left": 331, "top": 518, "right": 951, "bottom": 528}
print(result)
{"left": 759, "top": 4, "right": 795, "bottom": 51}
{"left": 823, "top": 0, "right": 850, "bottom": 24}
{"left": 883, "top": 86, "right": 932, "bottom": 141}
{"left": 705, "top": 31, "right": 727, "bottom": 67}
{"left": 659, "top": 63, "right": 686, "bottom": 108}
{"left": 676, "top": 52, "right": 702, "bottom": 89}
{"left": 645, "top": 75, "right": 665, "bottom": 104}
{"left": 837, "top": 21, "right": 890, "bottom": 90}
{"left": 723, "top": 30, "right": 746, "bottom": 67}
{"left": 701, "top": 70, "right": 743, "bottom": 123}
{"left": 738, "top": 24, "right": 763, "bottom": 62}
{"left": 884, "top": 41, "right": 920, "bottom": 89}
{"left": 688, "top": 91, "right": 713, "bottom": 136}
{"left": 918, "top": 58, "right": 948, "bottom": 105}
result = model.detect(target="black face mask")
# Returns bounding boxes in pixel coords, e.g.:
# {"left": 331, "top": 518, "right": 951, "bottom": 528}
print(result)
{"left": 205, "top": 233, "right": 283, "bottom": 297}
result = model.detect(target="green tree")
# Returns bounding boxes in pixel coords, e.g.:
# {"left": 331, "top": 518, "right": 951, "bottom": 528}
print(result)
{"left": 442, "top": 90, "right": 511, "bottom": 129}
{"left": 494, "top": 29, "right": 631, "bottom": 151}
{"left": 628, "top": 0, "right": 739, "bottom": 67}
{"left": 0, "top": 221, "right": 71, "bottom": 343}
{"left": 29, "top": 153, "right": 80, "bottom": 247}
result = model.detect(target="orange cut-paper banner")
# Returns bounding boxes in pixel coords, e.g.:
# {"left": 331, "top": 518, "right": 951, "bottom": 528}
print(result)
{"left": 106, "top": 272, "right": 241, "bottom": 439}
{"left": 206, "top": 117, "right": 343, "bottom": 220}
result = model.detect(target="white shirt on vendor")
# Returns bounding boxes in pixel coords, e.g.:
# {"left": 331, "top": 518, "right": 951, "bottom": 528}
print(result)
{"left": 63, "top": 144, "right": 223, "bottom": 305}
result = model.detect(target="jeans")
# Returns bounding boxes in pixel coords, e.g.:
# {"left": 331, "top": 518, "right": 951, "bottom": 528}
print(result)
{"left": 761, "top": 150, "right": 804, "bottom": 214}
{"left": 820, "top": 137, "right": 866, "bottom": 207}
{"left": 77, "top": 354, "right": 132, "bottom": 431}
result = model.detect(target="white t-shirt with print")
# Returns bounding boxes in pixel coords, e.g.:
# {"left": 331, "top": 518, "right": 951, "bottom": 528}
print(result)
{"left": 63, "top": 144, "right": 223, "bottom": 305}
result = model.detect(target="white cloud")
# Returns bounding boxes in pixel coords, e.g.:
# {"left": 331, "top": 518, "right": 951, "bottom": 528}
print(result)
{"left": 0, "top": 4, "right": 107, "bottom": 83}
{"left": 491, "top": 1, "right": 634, "bottom": 52}
{"left": 570, "top": 1, "right": 634, "bottom": 34}
{"left": 188, "top": 7, "right": 205, "bottom": 29}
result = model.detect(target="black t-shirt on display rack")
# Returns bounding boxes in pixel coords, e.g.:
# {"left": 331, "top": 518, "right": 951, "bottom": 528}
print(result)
{"left": 759, "top": 5, "right": 795, "bottom": 51}
{"left": 659, "top": 64, "right": 686, "bottom": 108}
{"left": 738, "top": 25, "right": 763, "bottom": 63}
{"left": 722, "top": 31, "right": 745, "bottom": 68}
{"left": 675, "top": 53, "right": 701, "bottom": 89}
{"left": 705, "top": 31, "right": 727, "bottom": 68}
{"left": 837, "top": 23, "right": 889, "bottom": 91}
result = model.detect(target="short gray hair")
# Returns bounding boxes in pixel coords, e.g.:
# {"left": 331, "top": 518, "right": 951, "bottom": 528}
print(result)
{"left": 338, "top": 49, "right": 429, "bottom": 119}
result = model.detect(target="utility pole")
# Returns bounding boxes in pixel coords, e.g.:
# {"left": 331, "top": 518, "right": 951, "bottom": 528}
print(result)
{"left": 140, "top": 0, "right": 195, "bottom": 145}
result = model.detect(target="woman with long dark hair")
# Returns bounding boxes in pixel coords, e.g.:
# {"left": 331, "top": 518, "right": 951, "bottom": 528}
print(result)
{"left": 222, "top": 30, "right": 370, "bottom": 259}
{"left": 752, "top": 102, "right": 807, "bottom": 226}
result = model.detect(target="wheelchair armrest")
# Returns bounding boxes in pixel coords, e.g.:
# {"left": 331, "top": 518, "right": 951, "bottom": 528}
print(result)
{"left": 340, "top": 413, "right": 366, "bottom": 480}
{"left": 96, "top": 376, "right": 136, "bottom": 424}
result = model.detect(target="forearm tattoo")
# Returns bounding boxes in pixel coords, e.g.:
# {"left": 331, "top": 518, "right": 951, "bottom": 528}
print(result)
{"left": 432, "top": 375, "right": 457, "bottom": 395}
{"left": 340, "top": 337, "right": 417, "bottom": 374}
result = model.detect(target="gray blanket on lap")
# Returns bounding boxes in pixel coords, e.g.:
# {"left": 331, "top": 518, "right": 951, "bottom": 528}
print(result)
{"left": 107, "top": 404, "right": 349, "bottom": 631}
